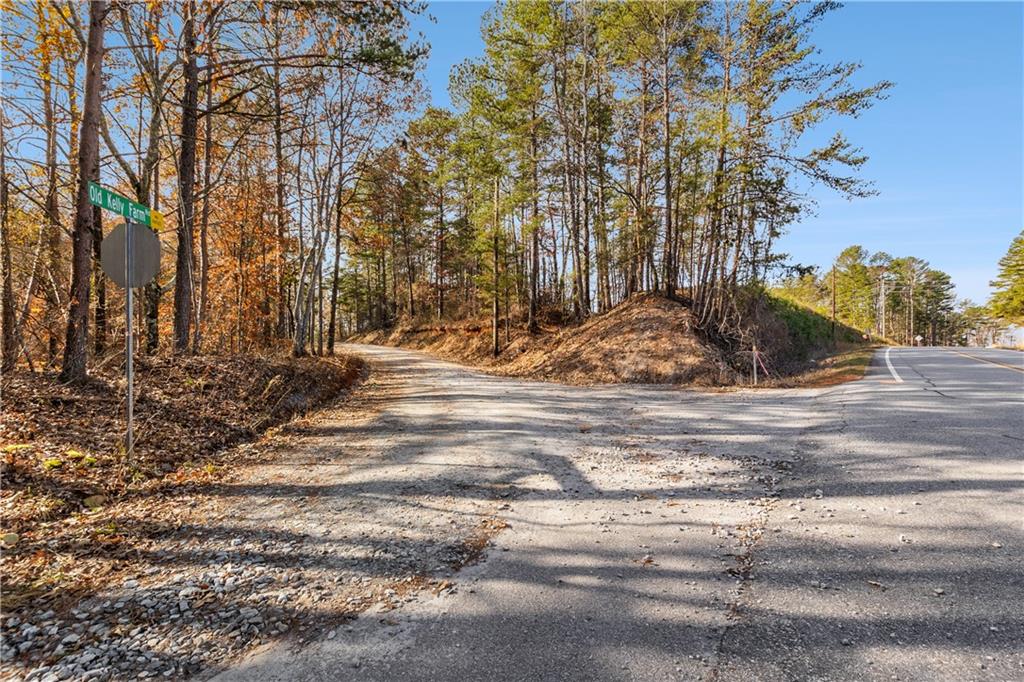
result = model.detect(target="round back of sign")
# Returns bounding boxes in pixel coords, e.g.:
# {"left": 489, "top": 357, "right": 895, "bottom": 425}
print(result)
{"left": 100, "top": 223, "right": 161, "bottom": 288}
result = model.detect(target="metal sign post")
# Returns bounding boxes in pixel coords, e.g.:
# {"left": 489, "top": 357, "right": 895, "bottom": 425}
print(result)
{"left": 100, "top": 221, "right": 159, "bottom": 460}
{"left": 125, "top": 219, "right": 134, "bottom": 457}
{"left": 92, "top": 181, "right": 163, "bottom": 463}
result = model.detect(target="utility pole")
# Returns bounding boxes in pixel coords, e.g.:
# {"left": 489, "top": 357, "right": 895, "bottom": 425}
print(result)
{"left": 880, "top": 276, "right": 886, "bottom": 340}
{"left": 909, "top": 273, "right": 915, "bottom": 346}
{"left": 831, "top": 264, "right": 836, "bottom": 345}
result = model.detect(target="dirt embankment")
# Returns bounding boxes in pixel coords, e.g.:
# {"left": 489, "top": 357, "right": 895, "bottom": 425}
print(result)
{"left": 353, "top": 294, "right": 742, "bottom": 386}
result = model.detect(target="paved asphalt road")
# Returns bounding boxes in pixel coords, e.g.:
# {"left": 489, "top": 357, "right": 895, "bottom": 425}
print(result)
{"left": 716, "top": 347, "right": 1023, "bottom": 681}
{"left": 215, "top": 346, "right": 1022, "bottom": 682}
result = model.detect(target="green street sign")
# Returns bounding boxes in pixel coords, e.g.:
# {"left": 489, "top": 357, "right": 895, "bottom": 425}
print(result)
{"left": 88, "top": 181, "right": 165, "bottom": 230}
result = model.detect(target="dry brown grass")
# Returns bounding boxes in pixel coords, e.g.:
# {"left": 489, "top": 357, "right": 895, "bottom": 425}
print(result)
{"left": 760, "top": 345, "right": 877, "bottom": 388}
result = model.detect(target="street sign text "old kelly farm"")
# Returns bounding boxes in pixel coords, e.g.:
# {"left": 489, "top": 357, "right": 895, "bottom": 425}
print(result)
{"left": 88, "top": 181, "right": 165, "bottom": 230}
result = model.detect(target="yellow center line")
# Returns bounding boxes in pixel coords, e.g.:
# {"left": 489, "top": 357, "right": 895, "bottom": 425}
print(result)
{"left": 949, "top": 349, "right": 1024, "bottom": 373}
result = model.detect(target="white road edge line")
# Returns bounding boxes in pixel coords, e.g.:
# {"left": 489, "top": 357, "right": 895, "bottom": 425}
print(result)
{"left": 885, "top": 347, "right": 904, "bottom": 383}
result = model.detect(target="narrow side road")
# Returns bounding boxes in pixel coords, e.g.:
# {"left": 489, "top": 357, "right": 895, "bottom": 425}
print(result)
{"left": 213, "top": 345, "right": 820, "bottom": 681}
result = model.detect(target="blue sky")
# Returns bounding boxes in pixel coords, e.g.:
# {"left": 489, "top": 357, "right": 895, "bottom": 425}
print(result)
{"left": 409, "top": 1, "right": 1023, "bottom": 303}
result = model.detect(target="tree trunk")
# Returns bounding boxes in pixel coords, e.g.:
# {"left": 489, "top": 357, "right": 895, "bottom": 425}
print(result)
{"left": 292, "top": 224, "right": 324, "bottom": 357}
{"left": 580, "top": 10, "right": 592, "bottom": 317}
{"left": 272, "top": 19, "right": 289, "bottom": 340}
{"left": 660, "top": 17, "right": 674, "bottom": 297}
{"left": 144, "top": 158, "right": 160, "bottom": 353}
{"left": 527, "top": 103, "right": 539, "bottom": 332}
{"left": 142, "top": 283, "right": 158, "bottom": 348}
{"left": 634, "top": 70, "right": 649, "bottom": 296}
{"left": 60, "top": 0, "right": 106, "bottom": 383}
{"left": 316, "top": 256, "right": 324, "bottom": 356}
{"left": 1, "top": 125, "right": 17, "bottom": 371}
{"left": 89, "top": 102, "right": 106, "bottom": 356}
{"left": 492, "top": 178, "right": 499, "bottom": 357}
{"left": 43, "top": 57, "right": 62, "bottom": 364}
{"left": 194, "top": 62, "right": 214, "bottom": 353}
{"left": 91, "top": 199, "right": 105, "bottom": 356}
{"left": 173, "top": 0, "right": 198, "bottom": 354}
{"left": 327, "top": 217, "right": 342, "bottom": 354}
{"left": 402, "top": 219, "right": 415, "bottom": 318}
{"left": 434, "top": 189, "right": 445, "bottom": 319}
{"left": 595, "top": 75, "right": 612, "bottom": 313}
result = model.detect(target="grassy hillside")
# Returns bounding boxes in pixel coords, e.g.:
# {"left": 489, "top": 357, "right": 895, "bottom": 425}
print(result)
{"left": 766, "top": 291, "right": 869, "bottom": 360}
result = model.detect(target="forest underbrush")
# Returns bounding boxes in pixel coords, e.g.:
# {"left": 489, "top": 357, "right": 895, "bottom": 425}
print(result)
{"left": 0, "top": 353, "right": 364, "bottom": 607}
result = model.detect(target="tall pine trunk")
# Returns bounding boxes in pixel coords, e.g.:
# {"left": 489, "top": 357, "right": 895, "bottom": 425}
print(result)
{"left": 492, "top": 178, "right": 499, "bottom": 357}
{"left": 527, "top": 103, "right": 539, "bottom": 332}
{"left": 436, "top": 191, "right": 445, "bottom": 319}
{"left": 660, "top": 17, "right": 675, "bottom": 298}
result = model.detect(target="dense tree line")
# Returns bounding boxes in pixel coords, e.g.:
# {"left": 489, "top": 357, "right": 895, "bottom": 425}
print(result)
{"left": 1, "top": 0, "right": 425, "bottom": 378}
{"left": 775, "top": 244, "right": 1008, "bottom": 347}
{"left": 334, "top": 0, "right": 892, "bottom": 355}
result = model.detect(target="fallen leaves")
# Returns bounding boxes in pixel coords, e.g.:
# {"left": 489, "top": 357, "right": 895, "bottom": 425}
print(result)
{"left": 82, "top": 495, "right": 106, "bottom": 509}
{"left": 1, "top": 353, "right": 365, "bottom": 611}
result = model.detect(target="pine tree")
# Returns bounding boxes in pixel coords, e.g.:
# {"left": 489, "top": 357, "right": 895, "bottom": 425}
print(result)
{"left": 989, "top": 230, "right": 1024, "bottom": 325}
